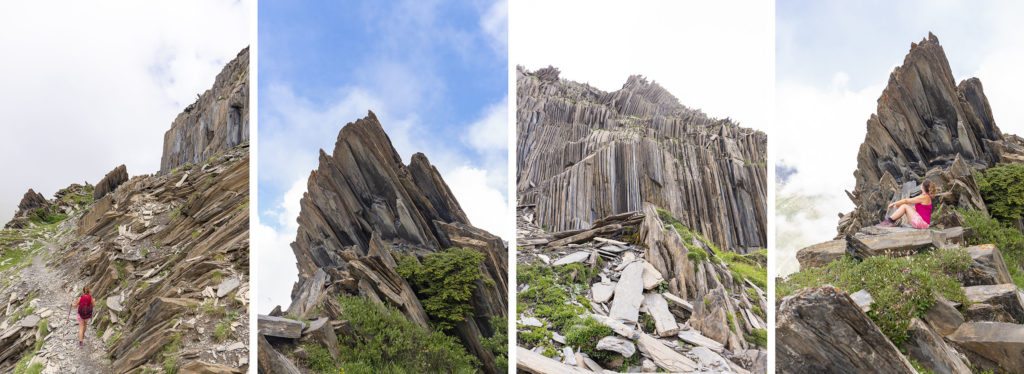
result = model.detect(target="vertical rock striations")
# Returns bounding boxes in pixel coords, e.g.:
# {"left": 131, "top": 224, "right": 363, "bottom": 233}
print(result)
{"left": 93, "top": 164, "right": 128, "bottom": 200}
{"left": 840, "top": 33, "right": 1024, "bottom": 235}
{"left": 280, "top": 112, "right": 508, "bottom": 373}
{"left": 159, "top": 47, "right": 249, "bottom": 174}
{"left": 517, "top": 66, "right": 766, "bottom": 253}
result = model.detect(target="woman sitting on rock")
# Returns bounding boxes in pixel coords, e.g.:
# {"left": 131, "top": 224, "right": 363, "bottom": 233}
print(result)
{"left": 876, "top": 179, "right": 935, "bottom": 229}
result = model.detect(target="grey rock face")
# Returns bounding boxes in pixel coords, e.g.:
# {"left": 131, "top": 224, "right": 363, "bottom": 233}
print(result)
{"left": 839, "top": 33, "right": 1024, "bottom": 235}
{"left": 284, "top": 112, "right": 507, "bottom": 374}
{"left": 516, "top": 66, "right": 766, "bottom": 252}
{"left": 159, "top": 47, "right": 249, "bottom": 174}
{"left": 776, "top": 286, "right": 916, "bottom": 374}
{"left": 93, "top": 164, "right": 128, "bottom": 200}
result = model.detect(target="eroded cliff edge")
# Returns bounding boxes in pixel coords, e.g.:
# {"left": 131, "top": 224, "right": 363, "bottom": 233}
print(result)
{"left": 160, "top": 47, "right": 250, "bottom": 175}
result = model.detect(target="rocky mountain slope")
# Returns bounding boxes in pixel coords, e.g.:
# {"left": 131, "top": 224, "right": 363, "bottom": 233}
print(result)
{"left": 517, "top": 66, "right": 766, "bottom": 253}
{"left": 838, "top": 33, "right": 1024, "bottom": 236}
{"left": 160, "top": 47, "right": 250, "bottom": 175}
{"left": 516, "top": 67, "right": 767, "bottom": 373}
{"left": 516, "top": 205, "right": 767, "bottom": 374}
{"left": 0, "top": 48, "right": 250, "bottom": 373}
{"left": 257, "top": 112, "right": 508, "bottom": 374}
{"left": 779, "top": 34, "right": 1024, "bottom": 374}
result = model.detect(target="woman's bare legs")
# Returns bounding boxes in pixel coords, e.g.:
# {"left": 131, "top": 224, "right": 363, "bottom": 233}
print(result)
{"left": 78, "top": 319, "right": 86, "bottom": 342}
{"left": 889, "top": 204, "right": 909, "bottom": 220}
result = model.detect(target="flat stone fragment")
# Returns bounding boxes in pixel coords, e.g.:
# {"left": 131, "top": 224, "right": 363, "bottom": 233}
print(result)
{"left": 776, "top": 286, "right": 917, "bottom": 373}
{"left": 217, "top": 277, "right": 241, "bottom": 298}
{"left": 552, "top": 251, "right": 592, "bottom": 266}
{"left": 662, "top": 292, "right": 693, "bottom": 312}
{"left": 257, "top": 315, "right": 305, "bottom": 339}
{"left": 107, "top": 295, "right": 124, "bottom": 313}
{"left": 516, "top": 347, "right": 592, "bottom": 374}
{"left": 519, "top": 316, "right": 543, "bottom": 327}
{"left": 677, "top": 329, "right": 725, "bottom": 352}
{"left": 962, "top": 284, "right": 1024, "bottom": 323}
{"left": 642, "top": 293, "right": 678, "bottom": 337}
{"left": 608, "top": 261, "right": 644, "bottom": 324}
{"left": 591, "top": 282, "right": 615, "bottom": 303}
{"left": 948, "top": 322, "right": 1024, "bottom": 373}
{"left": 636, "top": 333, "right": 697, "bottom": 372}
{"left": 848, "top": 289, "right": 873, "bottom": 312}
{"left": 923, "top": 293, "right": 963, "bottom": 336}
{"left": 641, "top": 261, "right": 664, "bottom": 290}
{"left": 902, "top": 318, "right": 972, "bottom": 374}
{"left": 595, "top": 335, "right": 635, "bottom": 357}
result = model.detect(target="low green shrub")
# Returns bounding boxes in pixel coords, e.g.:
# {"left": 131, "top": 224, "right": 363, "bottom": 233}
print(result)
{"left": 975, "top": 163, "right": 1024, "bottom": 222}
{"left": 334, "top": 295, "right": 478, "bottom": 373}
{"left": 397, "top": 248, "right": 485, "bottom": 331}
{"left": 481, "top": 317, "right": 508, "bottom": 372}
{"left": 563, "top": 316, "right": 613, "bottom": 361}
{"left": 745, "top": 328, "right": 767, "bottom": 347}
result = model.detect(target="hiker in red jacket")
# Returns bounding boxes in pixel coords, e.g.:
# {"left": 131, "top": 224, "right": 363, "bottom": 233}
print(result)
{"left": 71, "top": 286, "right": 93, "bottom": 348}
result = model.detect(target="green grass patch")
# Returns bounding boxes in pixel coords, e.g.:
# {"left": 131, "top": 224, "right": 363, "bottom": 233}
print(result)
{"left": 777, "top": 248, "right": 972, "bottom": 344}
{"left": 517, "top": 265, "right": 587, "bottom": 330}
{"left": 564, "top": 316, "right": 614, "bottom": 361}
{"left": 162, "top": 332, "right": 182, "bottom": 374}
{"left": 745, "top": 328, "right": 767, "bottom": 347}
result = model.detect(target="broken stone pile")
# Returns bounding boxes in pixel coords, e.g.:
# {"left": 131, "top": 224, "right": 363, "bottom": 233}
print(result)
{"left": 0, "top": 48, "right": 250, "bottom": 373}
{"left": 258, "top": 112, "right": 508, "bottom": 374}
{"left": 517, "top": 203, "right": 767, "bottom": 373}
{"left": 838, "top": 33, "right": 1024, "bottom": 236}
{"left": 517, "top": 66, "right": 766, "bottom": 253}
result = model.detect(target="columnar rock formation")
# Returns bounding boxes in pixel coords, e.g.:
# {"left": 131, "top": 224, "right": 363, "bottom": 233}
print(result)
{"left": 160, "top": 47, "right": 250, "bottom": 174}
{"left": 93, "top": 164, "right": 128, "bottom": 200}
{"left": 839, "top": 33, "right": 1024, "bottom": 235}
{"left": 261, "top": 112, "right": 508, "bottom": 374}
{"left": 517, "top": 66, "right": 766, "bottom": 253}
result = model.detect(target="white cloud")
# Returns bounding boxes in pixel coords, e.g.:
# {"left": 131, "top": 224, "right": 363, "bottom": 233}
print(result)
{"left": 257, "top": 177, "right": 305, "bottom": 312}
{"left": 0, "top": 0, "right": 248, "bottom": 223}
{"left": 464, "top": 96, "right": 509, "bottom": 152}
{"left": 511, "top": 0, "right": 773, "bottom": 131}
{"left": 480, "top": 0, "right": 509, "bottom": 55}
{"left": 774, "top": 74, "right": 882, "bottom": 275}
{"left": 446, "top": 166, "right": 510, "bottom": 240}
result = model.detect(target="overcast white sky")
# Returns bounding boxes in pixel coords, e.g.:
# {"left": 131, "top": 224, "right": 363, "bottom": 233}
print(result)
{"left": 511, "top": 0, "right": 774, "bottom": 131}
{"left": 776, "top": 0, "right": 1024, "bottom": 275}
{"left": 0, "top": 1, "right": 248, "bottom": 223}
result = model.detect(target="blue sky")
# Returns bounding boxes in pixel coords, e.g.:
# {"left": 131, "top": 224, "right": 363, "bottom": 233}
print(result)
{"left": 776, "top": 0, "right": 1024, "bottom": 275}
{"left": 256, "top": 0, "right": 509, "bottom": 311}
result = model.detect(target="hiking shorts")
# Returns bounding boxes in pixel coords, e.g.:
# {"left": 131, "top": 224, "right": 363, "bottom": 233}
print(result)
{"left": 77, "top": 314, "right": 90, "bottom": 324}
{"left": 909, "top": 214, "right": 929, "bottom": 229}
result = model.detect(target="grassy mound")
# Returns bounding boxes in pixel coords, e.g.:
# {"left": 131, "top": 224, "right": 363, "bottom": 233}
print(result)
{"left": 777, "top": 248, "right": 972, "bottom": 344}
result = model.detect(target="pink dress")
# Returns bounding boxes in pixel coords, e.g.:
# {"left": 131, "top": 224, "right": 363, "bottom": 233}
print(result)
{"left": 910, "top": 196, "right": 932, "bottom": 229}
